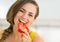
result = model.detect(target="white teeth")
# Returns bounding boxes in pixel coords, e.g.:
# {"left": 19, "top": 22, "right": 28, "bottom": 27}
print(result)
{"left": 21, "top": 20, "right": 25, "bottom": 23}
{"left": 18, "top": 18, "right": 28, "bottom": 24}
{"left": 20, "top": 19, "right": 26, "bottom": 23}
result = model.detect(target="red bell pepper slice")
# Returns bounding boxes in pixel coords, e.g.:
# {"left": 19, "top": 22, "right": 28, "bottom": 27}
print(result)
{"left": 17, "top": 22, "right": 29, "bottom": 33}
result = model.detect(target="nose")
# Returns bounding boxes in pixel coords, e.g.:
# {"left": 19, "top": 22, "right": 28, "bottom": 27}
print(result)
{"left": 22, "top": 12, "right": 28, "bottom": 19}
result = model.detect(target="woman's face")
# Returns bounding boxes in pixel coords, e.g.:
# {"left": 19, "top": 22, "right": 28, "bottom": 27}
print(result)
{"left": 14, "top": 3, "right": 37, "bottom": 26}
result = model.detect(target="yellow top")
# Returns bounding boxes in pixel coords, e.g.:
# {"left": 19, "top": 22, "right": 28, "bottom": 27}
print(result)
{"left": 30, "top": 31, "right": 37, "bottom": 40}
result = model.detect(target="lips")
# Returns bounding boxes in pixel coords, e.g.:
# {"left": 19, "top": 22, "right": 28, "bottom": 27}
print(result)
{"left": 19, "top": 19, "right": 26, "bottom": 23}
{"left": 18, "top": 17, "right": 29, "bottom": 24}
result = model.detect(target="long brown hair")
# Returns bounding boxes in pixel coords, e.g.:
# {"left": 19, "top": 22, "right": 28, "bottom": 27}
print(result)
{"left": 0, "top": 0, "right": 39, "bottom": 41}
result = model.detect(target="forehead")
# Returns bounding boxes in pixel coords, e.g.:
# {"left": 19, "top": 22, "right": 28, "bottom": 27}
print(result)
{"left": 21, "top": 3, "right": 37, "bottom": 15}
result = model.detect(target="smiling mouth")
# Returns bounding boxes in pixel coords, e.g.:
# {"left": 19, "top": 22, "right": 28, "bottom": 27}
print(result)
{"left": 18, "top": 19, "right": 28, "bottom": 24}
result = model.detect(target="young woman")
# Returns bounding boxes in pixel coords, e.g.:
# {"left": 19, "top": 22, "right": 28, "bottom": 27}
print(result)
{"left": 0, "top": 0, "right": 44, "bottom": 42}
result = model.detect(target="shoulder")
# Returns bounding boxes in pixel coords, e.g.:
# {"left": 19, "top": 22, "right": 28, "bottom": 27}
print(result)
{"left": 0, "top": 28, "right": 5, "bottom": 39}
{"left": 30, "top": 31, "right": 44, "bottom": 42}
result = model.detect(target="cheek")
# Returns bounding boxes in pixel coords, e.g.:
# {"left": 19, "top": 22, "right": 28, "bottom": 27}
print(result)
{"left": 28, "top": 17, "right": 34, "bottom": 24}
{"left": 14, "top": 14, "right": 20, "bottom": 24}
{"left": 14, "top": 12, "right": 23, "bottom": 24}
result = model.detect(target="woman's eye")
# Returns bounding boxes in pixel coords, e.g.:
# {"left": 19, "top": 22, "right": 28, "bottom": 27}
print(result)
{"left": 19, "top": 10, "right": 24, "bottom": 13}
{"left": 28, "top": 14, "right": 33, "bottom": 17}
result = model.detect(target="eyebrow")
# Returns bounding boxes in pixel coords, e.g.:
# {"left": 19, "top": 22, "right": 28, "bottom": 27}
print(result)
{"left": 21, "top": 8, "right": 26, "bottom": 12}
{"left": 29, "top": 12, "right": 33, "bottom": 14}
{"left": 21, "top": 8, "right": 34, "bottom": 14}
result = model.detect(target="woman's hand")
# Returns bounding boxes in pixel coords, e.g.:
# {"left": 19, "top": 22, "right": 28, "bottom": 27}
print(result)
{"left": 17, "top": 22, "right": 31, "bottom": 42}
{"left": 21, "top": 29, "right": 31, "bottom": 42}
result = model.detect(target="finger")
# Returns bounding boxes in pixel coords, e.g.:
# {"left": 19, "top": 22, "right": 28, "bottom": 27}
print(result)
{"left": 22, "top": 36, "right": 30, "bottom": 42}
{"left": 22, "top": 36, "right": 28, "bottom": 42}
{"left": 23, "top": 29, "right": 30, "bottom": 36}
{"left": 22, "top": 33, "right": 29, "bottom": 39}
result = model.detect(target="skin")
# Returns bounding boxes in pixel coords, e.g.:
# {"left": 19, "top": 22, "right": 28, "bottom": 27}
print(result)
{"left": 4, "top": 3, "right": 44, "bottom": 42}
